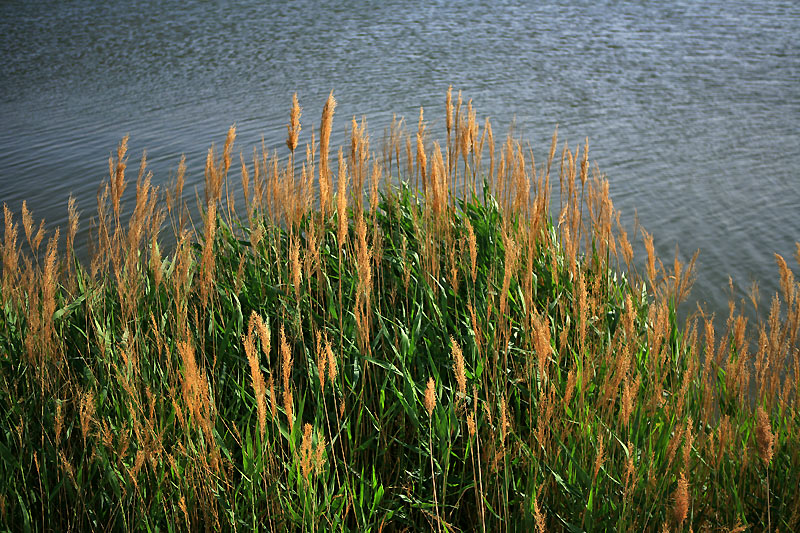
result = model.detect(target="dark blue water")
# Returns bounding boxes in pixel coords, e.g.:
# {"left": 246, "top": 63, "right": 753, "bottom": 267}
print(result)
{"left": 1, "top": 0, "right": 798, "bottom": 320}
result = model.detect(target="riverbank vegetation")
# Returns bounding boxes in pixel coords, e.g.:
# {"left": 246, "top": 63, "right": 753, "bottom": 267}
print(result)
{"left": 1, "top": 90, "right": 798, "bottom": 531}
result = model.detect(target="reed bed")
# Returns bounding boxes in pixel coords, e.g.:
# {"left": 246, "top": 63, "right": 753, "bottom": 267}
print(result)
{"left": 1, "top": 90, "right": 798, "bottom": 532}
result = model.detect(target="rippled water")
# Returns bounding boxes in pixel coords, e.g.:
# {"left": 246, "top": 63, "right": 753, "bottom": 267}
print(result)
{"left": 1, "top": 0, "right": 798, "bottom": 320}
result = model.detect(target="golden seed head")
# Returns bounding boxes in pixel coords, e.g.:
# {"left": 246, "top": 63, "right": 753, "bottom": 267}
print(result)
{"left": 446, "top": 85, "right": 453, "bottom": 134}
{"left": 287, "top": 92, "right": 302, "bottom": 153}
{"left": 466, "top": 412, "right": 476, "bottom": 437}
{"left": 672, "top": 471, "right": 689, "bottom": 525}
{"left": 336, "top": 147, "right": 348, "bottom": 247}
{"left": 314, "top": 434, "right": 327, "bottom": 475}
{"left": 755, "top": 406, "right": 774, "bottom": 465}
{"left": 451, "top": 336, "right": 466, "bottom": 397}
{"left": 284, "top": 389, "right": 294, "bottom": 426}
{"left": 223, "top": 125, "right": 236, "bottom": 176}
{"left": 326, "top": 337, "right": 337, "bottom": 383}
{"left": 465, "top": 218, "right": 477, "bottom": 283}
{"left": 300, "top": 423, "right": 313, "bottom": 479}
{"left": 316, "top": 331, "right": 327, "bottom": 391}
{"left": 533, "top": 492, "right": 546, "bottom": 533}
{"left": 290, "top": 236, "right": 301, "bottom": 298}
{"left": 424, "top": 377, "right": 436, "bottom": 417}
{"left": 593, "top": 434, "right": 605, "bottom": 481}
{"left": 500, "top": 396, "right": 509, "bottom": 444}
{"left": 254, "top": 314, "right": 270, "bottom": 361}
{"left": 280, "top": 325, "right": 292, "bottom": 389}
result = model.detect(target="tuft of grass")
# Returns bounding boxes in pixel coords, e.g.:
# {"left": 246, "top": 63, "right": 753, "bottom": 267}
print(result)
{"left": 1, "top": 91, "right": 798, "bottom": 531}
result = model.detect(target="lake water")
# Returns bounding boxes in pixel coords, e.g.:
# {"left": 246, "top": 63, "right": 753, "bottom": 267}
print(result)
{"left": 1, "top": 0, "right": 798, "bottom": 322}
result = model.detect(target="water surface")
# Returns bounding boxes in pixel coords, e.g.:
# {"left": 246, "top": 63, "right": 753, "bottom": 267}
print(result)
{"left": 1, "top": 0, "right": 798, "bottom": 321}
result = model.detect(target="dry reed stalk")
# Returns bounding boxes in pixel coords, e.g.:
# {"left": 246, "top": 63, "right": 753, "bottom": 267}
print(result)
{"left": 428, "top": 141, "right": 445, "bottom": 218}
{"left": 315, "top": 331, "right": 327, "bottom": 391}
{"left": 564, "top": 368, "right": 577, "bottom": 409}
{"left": 672, "top": 472, "right": 689, "bottom": 527}
{"left": 79, "top": 388, "right": 95, "bottom": 447}
{"left": 623, "top": 441, "right": 636, "bottom": 502}
{"left": 280, "top": 325, "right": 293, "bottom": 427}
{"left": 701, "top": 316, "right": 717, "bottom": 417}
{"left": 499, "top": 230, "right": 517, "bottom": 318}
{"left": 416, "top": 107, "right": 427, "bottom": 191}
{"left": 458, "top": 101, "right": 472, "bottom": 185}
{"left": 319, "top": 91, "right": 336, "bottom": 219}
{"left": 447, "top": 238, "right": 459, "bottom": 294}
{"left": 290, "top": 235, "right": 301, "bottom": 300}
{"left": 533, "top": 311, "right": 552, "bottom": 384}
{"left": 400, "top": 233, "right": 410, "bottom": 293}
{"left": 499, "top": 395, "right": 509, "bottom": 450}
{"left": 465, "top": 218, "right": 477, "bottom": 284}
{"left": 300, "top": 423, "right": 313, "bottom": 480}
{"left": 110, "top": 136, "right": 129, "bottom": 222}
{"left": 756, "top": 407, "right": 774, "bottom": 465}
{"left": 287, "top": 92, "right": 301, "bottom": 154}
{"left": 533, "top": 491, "right": 546, "bottom": 533}
{"left": 592, "top": 433, "right": 605, "bottom": 482}
{"left": 642, "top": 228, "right": 657, "bottom": 290}
{"left": 682, "top": 417, "right": 693, "bottom": 471}
{"left": 451, "top": 336, "right": 467, "bottom": 399}
{"left": 18, "top": 202, "right": 32, "bottom": 254}
{"left": 465, "top": 100, "right": 478, "bottom": 194}
{"left": 616, "top": 214, "right": 634, "bottom": 269}
{"left": 314, "top": 433, "right": 327, "bottom": 476}
{"left": 240, "top": 153, "right": 251, "bottom": 218}
{"left": 424, "top": 377, "right": 436, "bottom": 417}
{"left": 473, "top": 118, "right": 487, "bottom": 196}
{"left": 620, "top": 375, "right": 639, "bottom": 429}
{"left": 487, "top": 119, "right": 495, "bottom": 191}
{"left": 336, "top": 147, "right": 348, "bottom": 249}
{"left": 446, "top": 86, "right": 453, "bottom": 159}
{"left": 423, "top": 376, "right": 441, "bottom": 533}
{"left": 35, "top": 228, "right": 60, "bottom": 365}
{"left": 178, "top": 341, "right": 213, "bottom": 443}
{"left": 353, "top": 117, "right": 370, "bottom": 213}
{"left": 468, "top": 302, "right": 482, "bottom": 358}
{"left": 204, "top": 147, "right": 219, "bottom": 207}
{"left": 199, "top": 201, "right": 218, "bottom": 308}
{"left": 354, "top": 209, "right": 373, "bottom": 352}
{"left": 244, "top": 314, "right": 268, "bottom": 439}
{"left": 577, "top": 269, "right": 588, "bottom": 352}
{"left": 2, "top": 206, "right": 19, "bottom": 298}
{"left": 268, "top": 377, "right": 278, "bottom": 421}
{"left": 511, "top": 141, "right": 528, "bottom": 215}
{"left": 325, "top": 336, "right": 337, "bottom": 386}
{"left": 452, "top": 90, "right": 463, "bottom": 175}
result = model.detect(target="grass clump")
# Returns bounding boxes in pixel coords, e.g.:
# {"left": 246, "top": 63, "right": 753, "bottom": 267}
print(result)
{"left": 1, "top": 89, "right": 799, "bottom": 531}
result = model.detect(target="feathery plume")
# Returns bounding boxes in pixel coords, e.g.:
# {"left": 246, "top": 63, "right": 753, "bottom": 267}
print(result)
{"left": 287, "top": 92, "right": 301, "bottom": 153}
{"left": 319, "top": 91, "right": 337, "bottom": 217}
{"left": 672, "top": 472, "right": 689, "bottom": 526}
{"left": 424, "top": 377, "right": 436, "bottom": 417}
{"left": 451, "top": 336, "right": 466, "bottom": 397}
{"left": 756, "top": 406, "right": 774, "bottom": 464}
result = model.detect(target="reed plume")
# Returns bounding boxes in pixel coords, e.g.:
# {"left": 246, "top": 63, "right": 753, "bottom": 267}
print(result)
{"left": 451, "top": 336, "right": 466, "bottom": 398}
{"left": 244, "top": 314, "right": 268, "bottom": 439}
{"left": 287, "top": 92, "right": 301, "bottom": 154}
{"left": 672, "top": 472, "right": 689, "bottom": 527}
{"left": 281, "top": 325, "right": 294, "bottom": 427}
{"left": 424, "top": 377, "right": 436, "bottom": 417}
{"left": 319, "top": 91, "right": 336, "bottom": 218}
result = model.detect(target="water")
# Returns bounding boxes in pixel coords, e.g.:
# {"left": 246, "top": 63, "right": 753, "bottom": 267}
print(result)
{"left": 1, "top": 0, "right": 798, "bottom": 322}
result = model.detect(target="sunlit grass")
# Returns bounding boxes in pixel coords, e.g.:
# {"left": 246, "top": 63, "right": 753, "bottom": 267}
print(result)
{"left": 1, "top": 89, "right": 798, "bottom": 531}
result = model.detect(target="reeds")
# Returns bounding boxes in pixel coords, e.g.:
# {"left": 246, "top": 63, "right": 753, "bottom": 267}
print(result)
{"left": 0, "top": 90, "right": 798, "bottom": 532}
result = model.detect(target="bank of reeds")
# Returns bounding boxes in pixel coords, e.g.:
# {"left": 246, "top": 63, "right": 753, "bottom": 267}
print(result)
{"left": 1, "top": 90, "right": 798, "bottom": 531}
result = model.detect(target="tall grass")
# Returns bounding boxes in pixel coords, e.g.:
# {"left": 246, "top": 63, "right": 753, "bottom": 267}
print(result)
{"left": 1, "top": 90, "right": 798, "bottom": 531}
